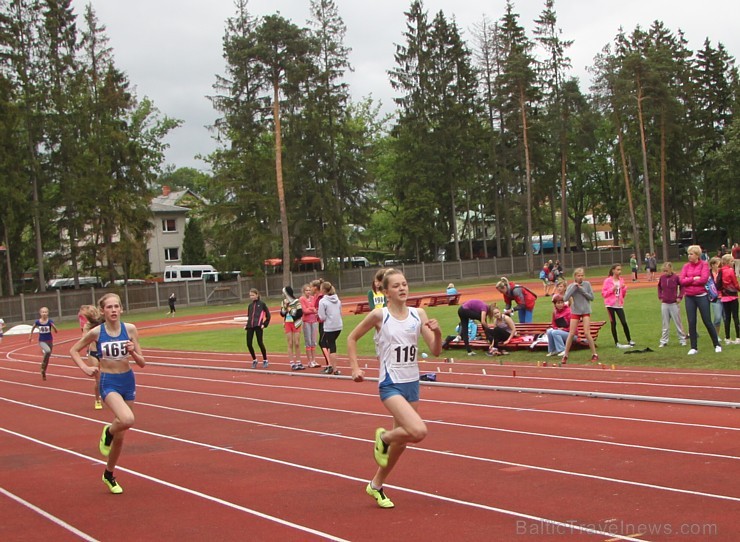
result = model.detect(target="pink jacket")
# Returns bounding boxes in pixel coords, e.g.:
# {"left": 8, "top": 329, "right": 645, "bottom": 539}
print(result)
{"left": 300, "top": 295, "right": 318, "bottom": 324}
{"left": 679, "top": 259, "right": 710, "bottom": 297}
{"left": 601, "top": 276, "right": 627, "bottom": 307}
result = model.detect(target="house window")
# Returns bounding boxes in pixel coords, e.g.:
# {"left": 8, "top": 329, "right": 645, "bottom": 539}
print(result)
{"left": 162, "top": 219, "right": 177, "bottom": 233}
{"left": 604, "top": 231, "right": 613, "bottom": 240}
{"left": 164, "top": 248, "right": 179, "bottom": 262}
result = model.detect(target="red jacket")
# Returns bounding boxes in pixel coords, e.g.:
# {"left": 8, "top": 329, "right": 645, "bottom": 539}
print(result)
{"left": 719, "top": 266, "right": 740, "bottom": 301}
{"left": 504, "top": 284, "right": 537, "bottom": 311}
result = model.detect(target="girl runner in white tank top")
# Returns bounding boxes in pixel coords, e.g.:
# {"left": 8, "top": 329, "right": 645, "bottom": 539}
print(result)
{"left": 347, "top": 269, "right": 442, "bottom": 509}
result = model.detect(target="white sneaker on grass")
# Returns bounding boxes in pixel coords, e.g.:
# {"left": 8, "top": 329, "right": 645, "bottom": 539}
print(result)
{"left": 687, "top": 349, "right": 698, "bottom": 355}
{"left": 715, "top": 345, "right": 722, "bottom": 353}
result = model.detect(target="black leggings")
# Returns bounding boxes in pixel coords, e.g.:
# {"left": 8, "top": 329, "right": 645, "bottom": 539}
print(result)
{"left": 246, "top": 328, "right": 267, "bottom": 360}
{"left": 457, "top": 306, "right": 480, "bottom": 353}
{"left": 723, "top": 298, "right": 739, "bottom": 339}
{"left": 485, "top": 326, "right": 511, "bottom": 349}
{"left": 320, "top": 329, "right": 341, "bottom": 354}
{"left": 606, "top": 307, "right": 632, "bottom": 344}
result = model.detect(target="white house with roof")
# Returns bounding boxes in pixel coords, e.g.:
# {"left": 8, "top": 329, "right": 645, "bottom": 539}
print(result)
{"left": 148, "top": 186, "right": 203, "bottom": 275}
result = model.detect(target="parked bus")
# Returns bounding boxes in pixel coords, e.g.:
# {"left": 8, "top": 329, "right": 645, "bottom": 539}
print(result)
{"left": 163, "top": 264, "right": 217, "bottom": 282}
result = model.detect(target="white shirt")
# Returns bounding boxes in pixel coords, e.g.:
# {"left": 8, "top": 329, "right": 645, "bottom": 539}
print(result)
{"left": 377, "top": 307, "right": 422, "bottom": 386}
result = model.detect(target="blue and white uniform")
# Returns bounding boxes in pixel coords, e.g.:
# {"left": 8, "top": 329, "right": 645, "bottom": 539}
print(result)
{"left": 35, "top": 319, "right": 54, "bottom": 343}
{"left": 97, "top": 323, "right": 136, "bottom": 401}
{"left": 377, "top": 307, "right": 422, "bottom": 387}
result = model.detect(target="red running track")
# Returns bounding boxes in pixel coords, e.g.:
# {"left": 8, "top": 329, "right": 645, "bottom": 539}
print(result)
{"left": 1, "top": 318, "right": 739, "bottom": 541}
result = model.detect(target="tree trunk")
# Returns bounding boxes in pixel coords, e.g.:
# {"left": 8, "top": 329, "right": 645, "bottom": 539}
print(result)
{"left": 560, "top": 141, "right": 569, "bottom": 259}
{"left": 519, "top": 86, "right": 534, "bottom": 274}
{"left": 659, "top": 112, "right": 669, "bottom": 262}
{"left": 635, "top": 78, "right": 655, "bottom": 255}
{"left": 273, "top": 82, "right": 290, "bottom": 287}
{"left": 2, "top": 226, "right": 13, "bottom": 296}
{"left": 617, "top": 125, "right": 641, "bottom": 260}
{"left": 451, "top": 188, "right": 460, "bottom": 261}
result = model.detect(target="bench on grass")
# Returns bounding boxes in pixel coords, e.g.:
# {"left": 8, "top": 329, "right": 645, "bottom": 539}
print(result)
{"left": 354, "top": 295, "right": 435, "bottom": 314}
{"left": 426, "top": 293, "right": 461, "bottom": 307}
{"left": 353, "top": 301, "right": 371, "bottom": 315}
{"left": 443, "top": 321, "right": 606, "bottom": 351}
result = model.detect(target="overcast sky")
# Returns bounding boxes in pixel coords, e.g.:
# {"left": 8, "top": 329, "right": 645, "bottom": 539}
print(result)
{"left": 69, "top": 0, "right": 739, "bottom": 172}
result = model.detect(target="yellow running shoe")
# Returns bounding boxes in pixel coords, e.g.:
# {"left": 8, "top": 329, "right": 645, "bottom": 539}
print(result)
{"left": 94, "top": 400, "right": 103, "bottom": 410}
{"left": 373, "top": 428, "right": 389, "bottom": 468}
{"left": 366, "top": 483, "right": 394, "bottom": 508}
{"left": 102, "top": 474, "right": 123, "bottom": 494}
{"left": 99, "top": 425, "right": 112, "bottom": 457}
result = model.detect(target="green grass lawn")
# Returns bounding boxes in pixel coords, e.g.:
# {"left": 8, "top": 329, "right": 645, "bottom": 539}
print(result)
{"left": 138, "top": 275, "right": 738, "bottom": 371}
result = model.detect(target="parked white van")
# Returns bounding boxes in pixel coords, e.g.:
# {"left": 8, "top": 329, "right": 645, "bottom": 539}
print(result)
{"left": 163, "top": 265, "right": 217, "bottom": 282}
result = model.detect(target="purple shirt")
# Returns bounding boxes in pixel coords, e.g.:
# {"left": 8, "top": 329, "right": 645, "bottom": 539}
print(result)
{"left": 658, "top": 273, "right": 682, "bottom": 304}
{"left": 462, "top": 299, "right": 488, "bottom": 313}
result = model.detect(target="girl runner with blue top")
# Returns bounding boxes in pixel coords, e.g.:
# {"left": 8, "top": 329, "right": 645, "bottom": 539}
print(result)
{"left": 347, "top": 269, "right": 442, "bottom": 508}
{"left": 29, "top": 307, "right": 58, "bottom": 380}
{"left": 70, "top": 293, "right": 146, "bottom": 494}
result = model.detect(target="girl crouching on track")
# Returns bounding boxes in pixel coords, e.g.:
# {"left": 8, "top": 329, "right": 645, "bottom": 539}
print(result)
{"left": 347, "top": 269, "right": 442, "bottom": 508}
{"left": 70, "top": 293, "right": 146, "bottom": 494}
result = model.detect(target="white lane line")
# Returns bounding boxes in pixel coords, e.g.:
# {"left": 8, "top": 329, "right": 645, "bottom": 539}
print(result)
{"left": 0, "top": 429, "right": 349, "bottom": 542}
{"left": 2, "top": 394, "right": 739, "bottom": 504}
{"left": 2, "top": 363, "right": 740, "bottom": 434}
{"left": 0, "top": 486, "right": 99, "bottom": 542}
{"left": 0, "top": 427, "right": 643, "bottom": 542}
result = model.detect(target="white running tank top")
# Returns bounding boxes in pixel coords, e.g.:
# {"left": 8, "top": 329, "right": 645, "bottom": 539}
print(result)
{"left": 377, "top": 307, "right": 422, "bottom": 386}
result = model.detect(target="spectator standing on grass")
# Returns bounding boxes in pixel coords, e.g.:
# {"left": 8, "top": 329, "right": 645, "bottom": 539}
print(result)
{"left": 167, "top": 292, "right": 176, "bottom": 317}
{"left": 280, "top": 286, "right": 304, "bottom": 371}
{"left": 678, "top": 245, "right": 722, "bottom": 355}
{"left": 657, "top": 262, "right": 687, "bottom": 348}
{"left": 539, "top": 260, "right": 554, "bottom": 296}
{"left": 554, "top": 279, "right": 568, "bottom": 303}
{"left": 311, "top": 279, "right": 328, "bottom": 365}
{"left": 456, "top": 299, "right": 495, "bottom": 356}
{"left": 561, "top": 268, "right": 598, "bottom": 365}
{"left": 245, "top": 288, "right": 271, "bottom": 369}
{"left": 347, "top": 268, "right": 442, "bottom": 509}
{"left": 318, "top": 281, "right": 343, "bottom": 374}
{"left": 732, "top": 243, "right": 740, "bottom": 277}
{"left": 630, "top": 253, "right": 639, "bottom": 282}
{"left": 719, "top": 253, "right": 740, "bottom": 345}
{"left": 70, "top": 292, "right": 146, "bottom": 495}
{"left": 708, "top": 257, "right": 724, "bottom": 338}
{"left": 29, "top": 307, "right": 58, "bottom": 380}
{"left": 495, "top": 277, "right": 538, "bottom": 323}
{"left": 300, "top": 284, "right": 320, "bottom": 368}
{"left": 545, "top": 294, "right": 571, "bottom": 357}
{"left": 368, "top": 268, "right": 387, "bottom": 310}
{"left": 601, "top": 264, "right": 635, "bottom": 349}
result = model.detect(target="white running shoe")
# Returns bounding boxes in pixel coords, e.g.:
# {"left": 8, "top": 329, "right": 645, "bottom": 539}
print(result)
{"left": 725, "top": 339, "right": 732, "bottom": 345}
{"left": 658, "top": 343, "right": 667, "bottom": 348}
{"left": 616, "top": 343, "right": 631, "bottom": 349}
{"left": 687, "top": 349, "right": 698, "bottom": 355}
{"left": 715, "top": 345, "right": 722, "bottom": 353}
